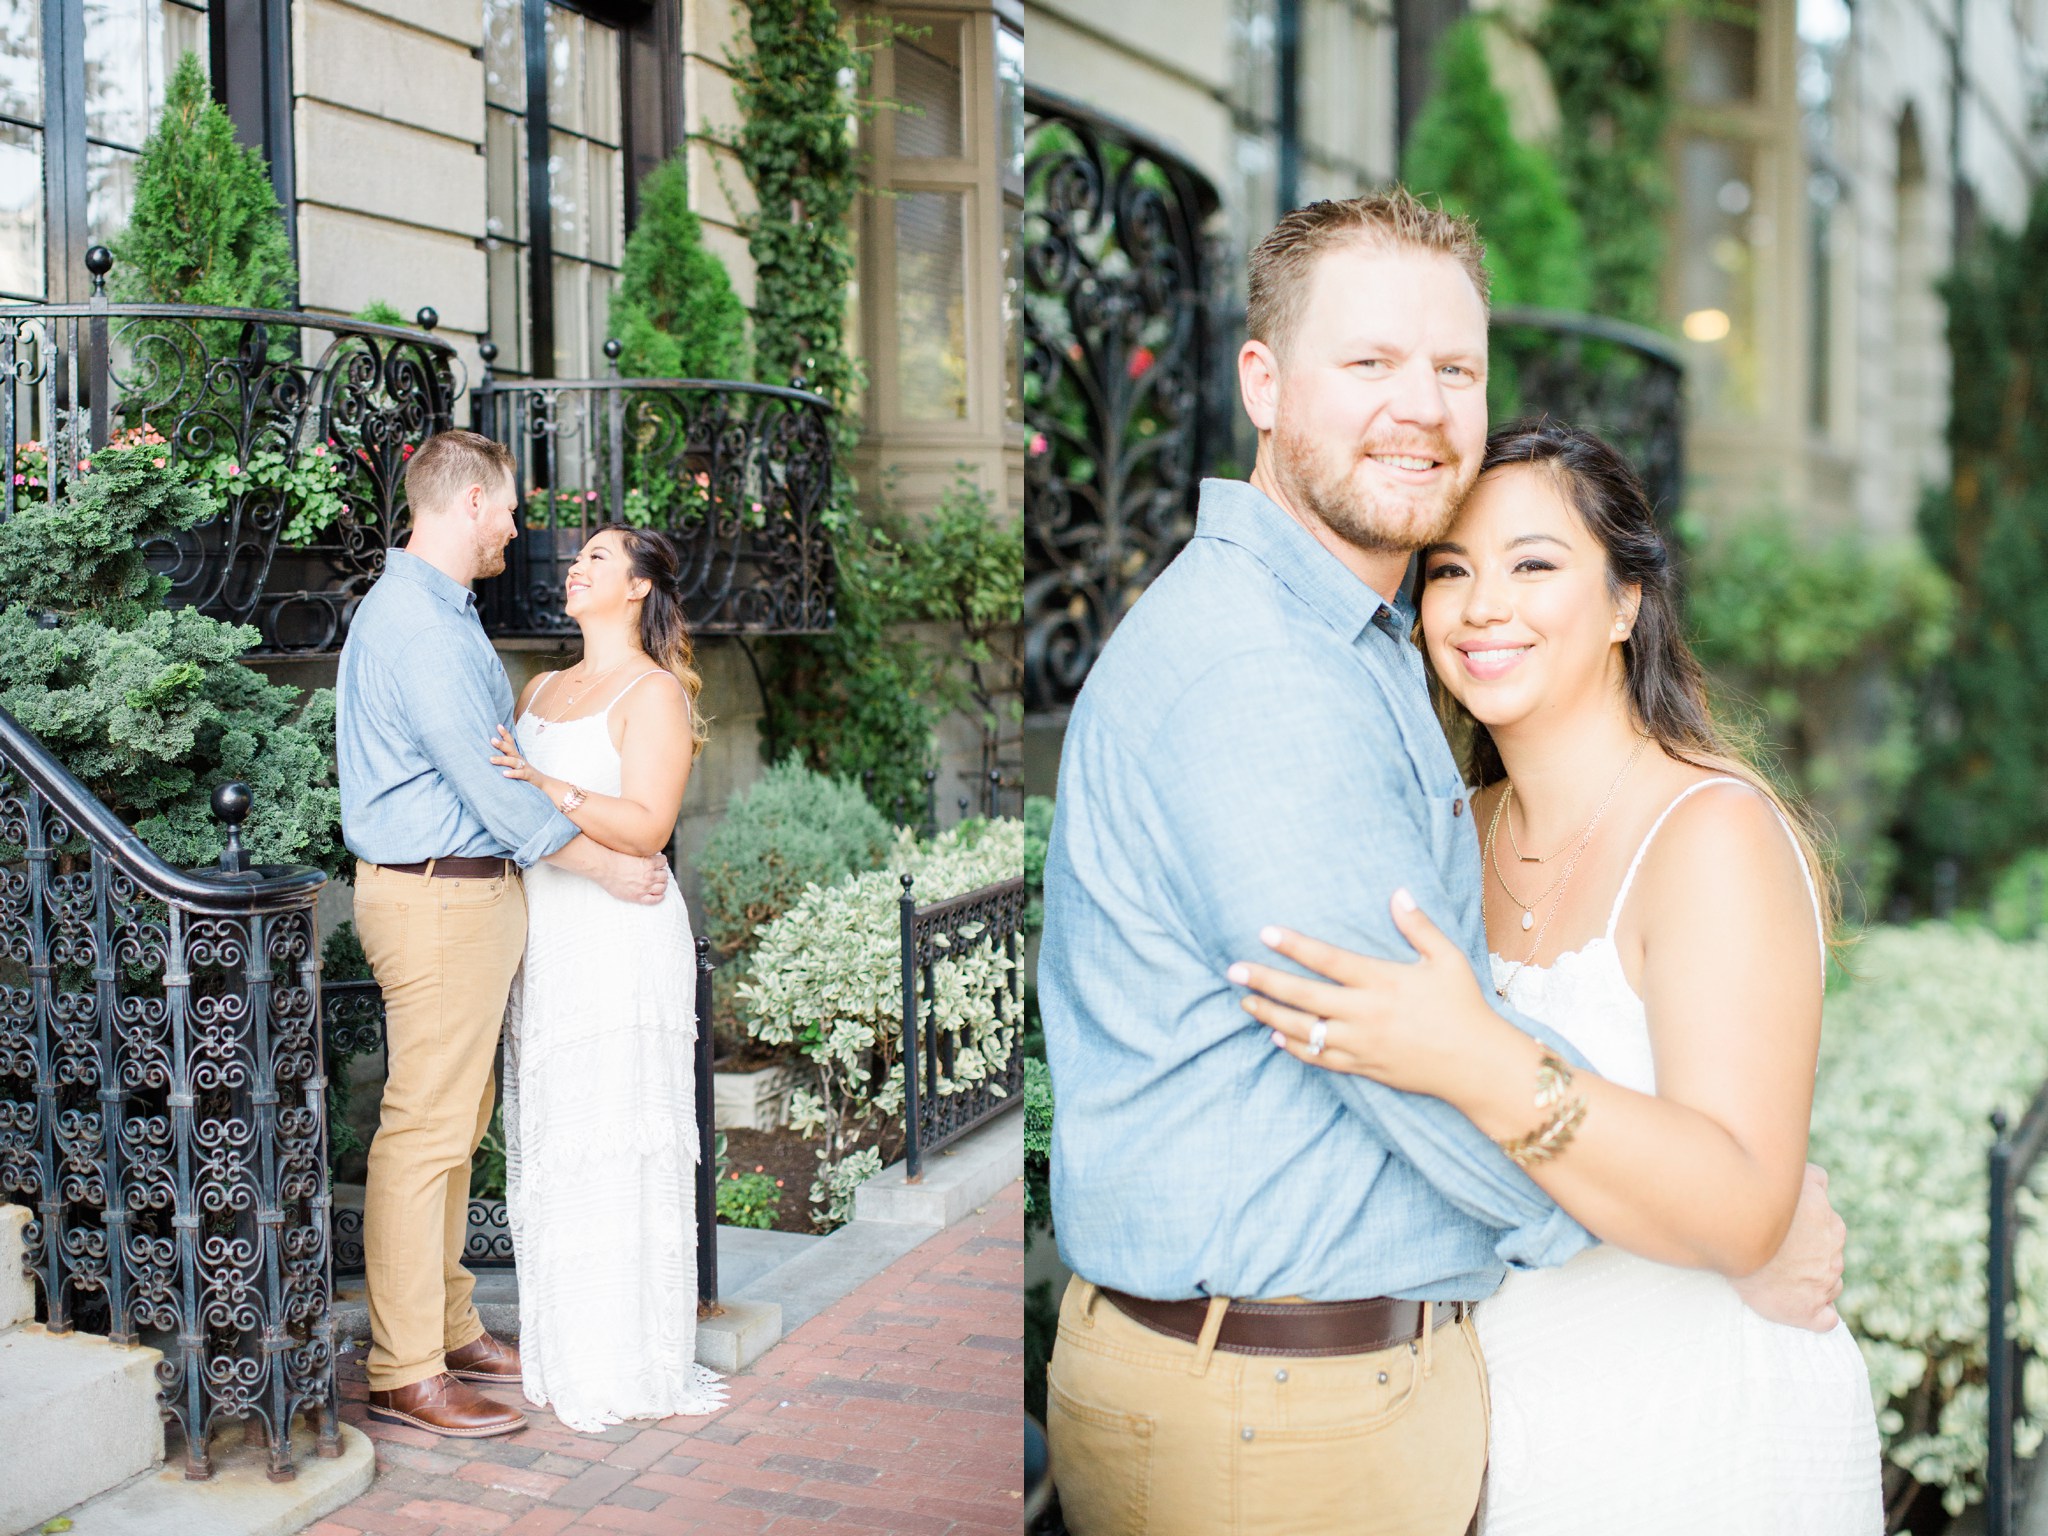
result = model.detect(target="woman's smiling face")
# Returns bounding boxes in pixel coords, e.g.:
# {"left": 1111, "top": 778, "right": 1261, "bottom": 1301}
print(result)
{"left": 563, "top": 528, "right": 645, "bottom": 619}
{"left": 1418, "top": 462, "right": 1639, "bottom": 735}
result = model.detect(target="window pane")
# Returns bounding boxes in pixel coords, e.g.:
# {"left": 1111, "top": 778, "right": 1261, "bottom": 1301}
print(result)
{"left": 997, "top": 23, "right": 1024, "bottom": 194}
{"left": 86, "top": 141, "right": 138, "bottom": 254}
{"left": 487, "top": 239, "right": 528, "bottom": 375}
{"left": 549, "top": 129, "right": 588, "bottom": 258}
{"left": 0, "top": 0, "right": 42, "bottom": 124}
{"left": 1677, "top": 135, "right": 1759, "bottom": 418}
{"left": 896, "top": 21, "right": 963, "bottom": 158}
{"left": 0, "top": 121, "right": 44, "bottom": 299}
{"left": 895, "top": 190, "right": 968, "bottom": 420}
{"left": 486, "top": 106, "right": 528, "bottom": 243}
{"left": 545, "top": 4, "right": 587, "bottom": 137}
{"left": 483, "top": 0, "right": 526, "bottom": 111}
{"left": 85, "top": 0, "right": 204, "bottom": 152}
{"left": 587, "top": 141, "right": 620, "bottom": 265}
{"left": 1003, "top": 192, "right": 1022, "bottom": 422}
{"left": 1683, "top": 3, "right": 1759, "bottom": 107}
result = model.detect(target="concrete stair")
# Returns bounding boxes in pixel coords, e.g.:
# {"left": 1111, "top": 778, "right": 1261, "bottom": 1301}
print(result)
{"left": 0, "top": 1203, "right": 375, "bottom": 1536}
{"left": 0, "top": 1203, "right": 164, "bottom": 1536}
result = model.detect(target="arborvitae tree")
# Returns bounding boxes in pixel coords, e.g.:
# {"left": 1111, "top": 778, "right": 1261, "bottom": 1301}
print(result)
{"left": 111, "top": 51, "right": 297, "bottom": 309}
{"left": 1401, "top": 17, "right": 1591, "bottom": 314}
{"left": 1535, "top": 0, "right": 1676, "bottom": 328}
{"left": 1906, "top": 182, "right": 2048, "bottom": 892}
{"left": 0, "top": 437, "right": 343, "bottom": 874}
{"left": 608, "top": 155, "right": 747, "bottom": 380}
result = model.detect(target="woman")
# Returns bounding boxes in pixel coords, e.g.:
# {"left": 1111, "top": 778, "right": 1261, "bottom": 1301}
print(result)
{"left": 1228, "top": 422, "right": 1882, "bottom": 1531}
{"left": 486, "top": 524, "right": 725, "bottom": 1432}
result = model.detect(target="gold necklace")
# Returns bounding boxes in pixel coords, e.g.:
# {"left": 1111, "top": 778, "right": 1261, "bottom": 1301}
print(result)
{"left": 1486, "top": 735, "right": 1649, "bottom": 999}
{"left": 533, "top": 658, "right": 631, "bottom": 734}
{"left": 1504, "top": 788, "right": 1572, "bottom": 864}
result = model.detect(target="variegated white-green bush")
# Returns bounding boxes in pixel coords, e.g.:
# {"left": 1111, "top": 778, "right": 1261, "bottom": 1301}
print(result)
{"left": 738, "top": 817, "right": 1025, "bottom": 1226}
{"left": 1813, "top": 923, "right": 2048, "bottom": 1514}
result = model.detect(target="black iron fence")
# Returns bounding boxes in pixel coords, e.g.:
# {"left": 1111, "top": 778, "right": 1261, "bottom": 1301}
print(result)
{"left": 0, "top": 248, "right": 461, "bottom": 655}
{"left": 0, "top": 251, "right": 838, "bottom": 652}
{"left": 328, "top": 936, "right": 722, "bottom": 1309}
{"left": 898, "top": 874, "right": 1029, "bottom": 1181}
{"left": 1987, "top": 1085, "right": 2048, "bottom": 1534}
{"left": 0, "top": 710, "right": 336, "bottom": 1481}
{"left": 472, "top": 346, "right": 835, "bottom": 638}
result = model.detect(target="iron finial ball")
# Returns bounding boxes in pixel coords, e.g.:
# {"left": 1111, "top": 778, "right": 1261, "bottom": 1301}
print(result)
{"left": 85, "top": 245, "right": 113, "bottom": 278}
{"left": 901, "top": 873, "right": 915, "bottom": 894}
{"left": 212, "top": 781, "right": 253, "bottom": 828}
{"left": 603, "top": 338, "right": 623, "bottom": 363}
{"left": 415, "top": 306, "right": 439, "bottom": 332}
{"left": 1994, "top": 1108, "right": 2011, "bottom": 1137}
{"left": 478, "top": 339, "right": 499, "bottom": 364}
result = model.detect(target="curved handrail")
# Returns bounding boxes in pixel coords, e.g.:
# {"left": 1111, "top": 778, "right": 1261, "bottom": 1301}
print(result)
{"left": 1490, "top": 304, "right": 1687, "bottom": 371}
{"left": 0, "top": 298, "right": 460, "bottom": 357}
{"left": 0, "top": 703, "right": 326, "bottom": 911}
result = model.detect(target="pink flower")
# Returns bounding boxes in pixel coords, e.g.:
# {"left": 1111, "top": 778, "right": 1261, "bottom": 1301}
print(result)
{"left": 10, "top": 474, "right": 20, "bottom": 486}
{"left": 225, "top": 463, "right": 240, "bottom": 476}
{"left": 1029, "top": 432, "right": 1048, "bottom": 455}
{"left": 312, "top": 443, "right": 325, "bottom": 457}
{"left": 752, "top": 500, "right": 764, "bottom": 513}
{"left": 586, "top": 490, "right": 597, "bottom": 502}
{"left": 76, "top": 460, "right": 89, "bottom": 472}
{"left": 694, "top": 472, "right": 710, "bottom": 487}
{"left": 1127, "top": 345, "right": 1155, "bottom": 379}
{"left": 152, "top": 457, "right": 166, "bottom": 468}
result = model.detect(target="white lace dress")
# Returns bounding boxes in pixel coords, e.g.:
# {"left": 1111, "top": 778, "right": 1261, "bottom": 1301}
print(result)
{"left": 1474, "top": 779, "right": 1882, "bottom": 1534}
{"left": 501, "top": 672, "right": 725, "bottom": 1431}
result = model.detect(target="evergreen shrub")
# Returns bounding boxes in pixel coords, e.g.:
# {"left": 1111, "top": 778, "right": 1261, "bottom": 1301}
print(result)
{"left": 609, "top": 155, "right": 747, "bottom": 383}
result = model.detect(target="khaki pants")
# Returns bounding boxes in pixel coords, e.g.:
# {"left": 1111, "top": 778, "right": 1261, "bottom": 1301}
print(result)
{"left": 1047, "top": 1277, "right": 1488, "bottom": 1536}
{"left": 354, "top": 860, "right": 527, "bottom": 1392}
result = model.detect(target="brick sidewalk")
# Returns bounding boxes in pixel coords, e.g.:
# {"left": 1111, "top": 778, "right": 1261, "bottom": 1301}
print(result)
{"left": 309, "top": 1180, "right": 1024, "bottom": 1536}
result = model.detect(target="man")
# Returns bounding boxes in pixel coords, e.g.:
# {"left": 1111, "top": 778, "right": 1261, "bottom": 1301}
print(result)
{"left": 337, "top": 430, "right": 669, "bottom": 1438}
{"left": 1039, "top": 192, "right": 1841, "bottom": 1532}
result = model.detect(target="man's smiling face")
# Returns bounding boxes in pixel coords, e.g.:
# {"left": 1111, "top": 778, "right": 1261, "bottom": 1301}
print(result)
{"left": 1260, "top": 241, "right": 1489, "bottom": 556}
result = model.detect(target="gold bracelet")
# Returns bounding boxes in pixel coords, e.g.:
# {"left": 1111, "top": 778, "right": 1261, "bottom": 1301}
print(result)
{"left": 1495, "top": 1052, "right": 1588, "bottom": 1169}
{"left": 559, "top": 784, "right": 587, "bottom": 813}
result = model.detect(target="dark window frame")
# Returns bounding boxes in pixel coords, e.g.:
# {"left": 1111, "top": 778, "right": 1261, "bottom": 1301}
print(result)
{"left": 499, "top": 0, "right": 682, "bottom": 380}
{"left": 31, "top": 0, "right": 288, "bottom": 303}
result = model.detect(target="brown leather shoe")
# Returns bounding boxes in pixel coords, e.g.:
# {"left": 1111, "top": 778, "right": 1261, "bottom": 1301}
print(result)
{"left": 365, "top": 1372, "right": 525, "bottom": 1438}
{"left": 444, "top": 1331, "right": 523, "bottom": 1385}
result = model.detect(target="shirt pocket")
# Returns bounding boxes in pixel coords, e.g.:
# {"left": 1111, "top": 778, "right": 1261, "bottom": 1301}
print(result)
{"left": 1420, "top": 788, "right": 1475, "bottom": 871}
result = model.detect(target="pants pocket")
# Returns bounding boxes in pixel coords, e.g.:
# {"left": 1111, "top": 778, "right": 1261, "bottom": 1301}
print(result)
{"left": 1047, "top": 1373, "right": 1155, "bottom": 1536}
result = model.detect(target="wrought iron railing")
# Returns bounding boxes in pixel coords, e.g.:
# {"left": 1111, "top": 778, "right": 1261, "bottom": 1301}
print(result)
{"left": 0, "top": 712, "right": 336, "bottom": 1481}
{"left": 1987, "top": 1084, "right": 2048, "bottom": 1534}
{"left": 0, "top": 247, "right": 461, "bottom": 655}
{"left": 327, "top": 935, "right": 722, "bottom": 1308}
{"left": 1488, "top": 306, "right": 1687, "bottom": 528}
{"left": 898, "top": 874, "right": 1029, "bottom": 1181}
{"left": 473, "top": 343, "right": 835, "bottom": 638}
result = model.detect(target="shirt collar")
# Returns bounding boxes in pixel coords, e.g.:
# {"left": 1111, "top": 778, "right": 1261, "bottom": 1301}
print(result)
{"left": 1192, "top": 478, "right": 1407, "bottom": 643}
{"left": 384, "top": 547, "right": 478, "bottom": 614}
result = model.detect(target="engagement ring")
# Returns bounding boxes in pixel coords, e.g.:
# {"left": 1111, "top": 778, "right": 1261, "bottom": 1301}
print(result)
{"left": 1308, "top": 1019, "right": 1329, "bottom": 1056}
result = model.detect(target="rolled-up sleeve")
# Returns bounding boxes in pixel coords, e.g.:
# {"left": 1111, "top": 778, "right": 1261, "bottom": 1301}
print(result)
{"left": 1147, "top": 644, "right": 1595, "bottom": 1270}
{"left": 389, "top": 629, "right": 578, "bottom": 867}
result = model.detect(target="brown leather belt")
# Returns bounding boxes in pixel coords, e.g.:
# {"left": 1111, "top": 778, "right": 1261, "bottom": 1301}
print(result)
{"left": 1100, "top": 1287, "right": 1465, "bottom": 1358}
{"left": 377, "top": 857, "right": 513, "bottom": 880}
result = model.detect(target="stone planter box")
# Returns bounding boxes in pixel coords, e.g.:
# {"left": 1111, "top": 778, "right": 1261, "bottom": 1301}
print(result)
{"left": 713, "top": 1061, "right": 804, "bottom": 1131}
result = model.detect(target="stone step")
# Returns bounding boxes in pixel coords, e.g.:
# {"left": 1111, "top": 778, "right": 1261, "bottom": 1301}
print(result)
{"left": 0, "top": 1323, "right": 164, "bottom": 1536}
{"left": 1, "top": 1203, "right": 33, "bottom": 1330}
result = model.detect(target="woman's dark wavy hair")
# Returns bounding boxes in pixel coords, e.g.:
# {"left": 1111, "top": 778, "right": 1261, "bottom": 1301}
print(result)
{"left": 1426, "top": 418, "right": 1837, "bottom": 940}
{"left": 590, "top": 524, "right": 708, "bottom": 758}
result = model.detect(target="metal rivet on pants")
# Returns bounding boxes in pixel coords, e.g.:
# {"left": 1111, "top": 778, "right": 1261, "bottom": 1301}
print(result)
{"left": 1378, "top": 1371, "right": 1389, "bottom": 1384}
{"left": 1274, "top": 1368, "right": 1288, "bottom": 1383}
{"left": 1242, "top": 1427, "right": 1255, "bottom": 1441}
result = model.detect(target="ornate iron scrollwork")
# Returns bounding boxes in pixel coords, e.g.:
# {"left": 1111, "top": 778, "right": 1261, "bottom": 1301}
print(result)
{"left": 1022, "top": 96, "right": 1218, "bottom": 713}
{"left": 471, "top": 369, "right": 836, "bottom": 637}
{"left": 0, "top": 710, "right": 336, "bottom": 1480}
{"left": 1489, "top": 306, "right": 1687, "bottom": 527}
{"left": 899, "top": 875, "right": 1029, "bottom": 1180}
{"left": 0, "top": 254, "right": 461, "bottom": 656}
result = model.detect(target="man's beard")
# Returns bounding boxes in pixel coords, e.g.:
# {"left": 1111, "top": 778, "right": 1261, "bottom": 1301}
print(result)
{"left": 474, "top": 533, "right": 509, "bottom": 579}
{"left": 1272, "top": 417, "right": 1473, "bottom": 556}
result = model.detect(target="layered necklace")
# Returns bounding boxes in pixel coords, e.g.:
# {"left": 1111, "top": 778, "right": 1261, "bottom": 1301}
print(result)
{"left": 1484, "top": 734, "right": 1649, "bottom": 999}
{"left": 531, "top": 658, "right": 631, "bottom": 734}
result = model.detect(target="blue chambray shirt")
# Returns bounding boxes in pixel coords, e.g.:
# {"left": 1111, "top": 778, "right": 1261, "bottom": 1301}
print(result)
{"left": 1041, "top": 478, "right": 1596, "bottom": 1303}
{"left": 336, "top": 549, "right": 578, "bottom": 868}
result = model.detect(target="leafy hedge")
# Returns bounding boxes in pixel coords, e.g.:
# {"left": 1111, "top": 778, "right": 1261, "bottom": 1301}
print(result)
{"left": 738, "top": 816, "right": 1026, "bottom": 1227}
{"left": 1815, "top": 924, "right": 2048, "bottom": 1514}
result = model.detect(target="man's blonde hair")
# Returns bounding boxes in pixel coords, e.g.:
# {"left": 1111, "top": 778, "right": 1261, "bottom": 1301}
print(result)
{"left": 404, "top": 430, "right": 517, "bottom": 516}
{"left": 1246, "top": 187, "right": 1489, "bottom": 356}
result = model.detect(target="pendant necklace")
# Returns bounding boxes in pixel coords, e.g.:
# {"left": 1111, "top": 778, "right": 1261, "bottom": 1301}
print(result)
{"left": 1484, "top": 734, "right": 1649, "bottom": 996}
{"left": 533, "top": 658, "right": 629, "bottom": 735}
